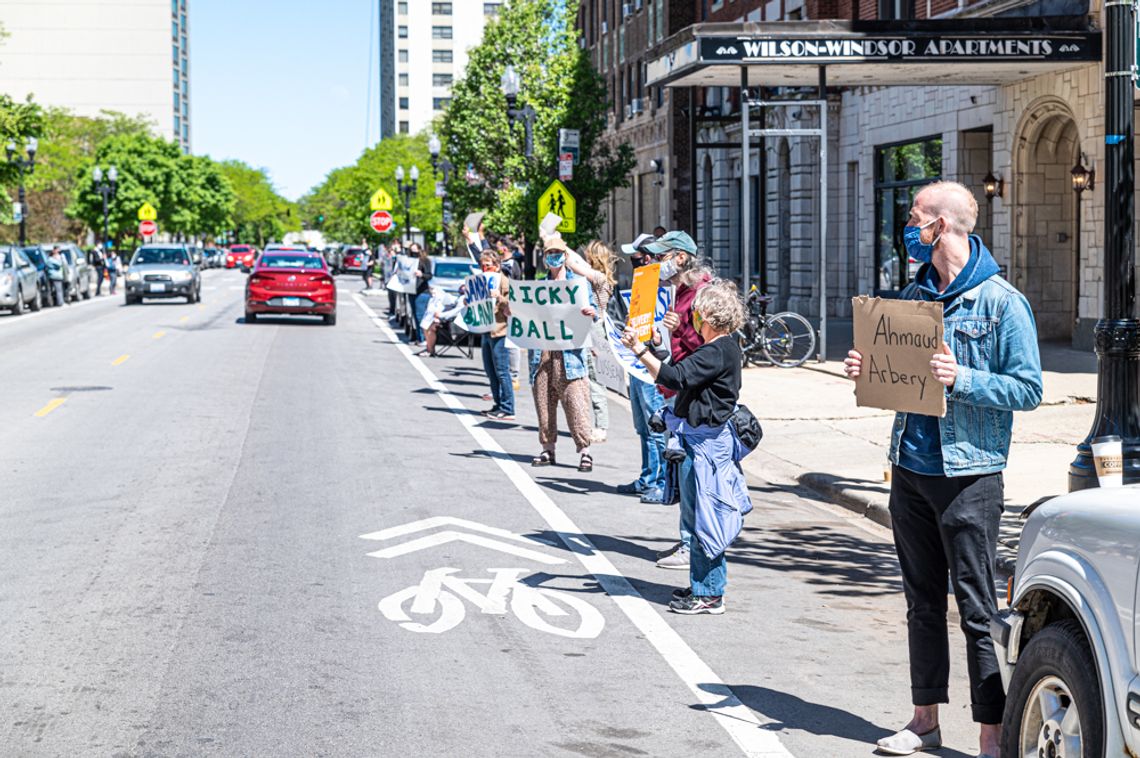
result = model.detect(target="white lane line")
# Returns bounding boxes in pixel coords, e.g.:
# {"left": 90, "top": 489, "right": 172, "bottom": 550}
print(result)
{"left": 352, "top": 294, "right": 792, "bottom": 758}
{"left": 0, "top": 293, "right": 117, "bottom": 328}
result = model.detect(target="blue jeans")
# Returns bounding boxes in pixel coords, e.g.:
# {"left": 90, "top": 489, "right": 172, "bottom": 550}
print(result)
{"left": 629, "top": 377, "right": 665, "bottom": 491}
{"left": 481, "top": 335, "right": 514, "bottom": 414}
{"left": 413, "top": 291, "right": 431, "bottom": 342}
{"left": 679, "top": 452, "right": 727, "bottom": 596}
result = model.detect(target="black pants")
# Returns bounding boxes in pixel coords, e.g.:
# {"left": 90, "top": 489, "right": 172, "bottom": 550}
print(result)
{"left": 889, "top": 465, "right": 1005, "bottom": 724}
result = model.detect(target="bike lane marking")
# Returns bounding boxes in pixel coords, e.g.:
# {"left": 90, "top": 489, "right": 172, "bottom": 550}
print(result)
{"left": 353, "top": 294, "right": 793, "bottom": 758}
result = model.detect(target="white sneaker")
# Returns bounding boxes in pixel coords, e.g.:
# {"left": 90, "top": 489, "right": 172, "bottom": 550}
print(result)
{"left": 656, "top": 545, "right": 690, "bottom": 570}
{"left": 875, "top": 727, "right": 941, "bottom": 756}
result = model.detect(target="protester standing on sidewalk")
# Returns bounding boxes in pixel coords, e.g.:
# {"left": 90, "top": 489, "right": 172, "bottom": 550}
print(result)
{"left": 643, "top": 231, "right": 711, "bottom": 569}
{"left": 46, "top": 247, "right": 67, "bottom": 306}
{"left": 360, "top": 242, "right": 375, "bottom": 291}
{"left": 845, "top": 181, "right": 1042, "bottom": 758}
{"left": 529, "top": 234, "right": 600, "bottom": 472}
{"left": 583, "top": 241, "right": 616, "bottom": 444}
{"left": 105, "top": 248, "right": 121, "bottom": 295}
{"left": 91, "top": 245, "right": 106, "bottom": 296}
{"left": 616, "top": 233, "right": 671, "bottom": 504}
{"left": 478, "top": 251, "right": 515, "bottom": 421}
{"left": 412, "top": 245, "right": 433, "bottom": 345}
{"left": 622, "top": 279, "right": 747, "bottom": 615}
{"left": 385, "top": 239, "right": 402, "bottom": 317}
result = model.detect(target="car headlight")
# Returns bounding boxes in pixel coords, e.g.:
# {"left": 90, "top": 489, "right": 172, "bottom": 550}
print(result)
{"left": 174, "top": 271, "right": 192, "bottom": 282}
{"left": 0, "top": 273, "right": 11, "bottom": 288}
{"left": 127, "top": 272, "right": 140, "bottom": 282}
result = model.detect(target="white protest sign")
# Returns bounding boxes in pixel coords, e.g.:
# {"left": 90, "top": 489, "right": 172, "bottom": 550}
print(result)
{"left": 385, "top": 255, "right": 419, "bottom": 294}
{"left": 618, "top": 286, "right": 673, "bottom": 325}
{"left": 461, "top": 272, "right": 496, "bottom": 334}
{"left": 507, "top": 279, "right": 592, "bottom": 351}
{"left": 604, "top": 314, "right": 653, "bottom": 384}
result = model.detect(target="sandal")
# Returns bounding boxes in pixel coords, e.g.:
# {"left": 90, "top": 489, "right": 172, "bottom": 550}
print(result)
{"left": 578, "top": 453, "right": 594, "bottom": 472}
{"left": 531, "top": 450, "right": 556, "bottom": 467}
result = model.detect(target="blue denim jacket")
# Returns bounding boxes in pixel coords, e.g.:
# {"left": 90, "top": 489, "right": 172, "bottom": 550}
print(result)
{"left": 527, "top": 271, "right": 596, "bottom": 383}
{"left": 889, "top": 275, "right": 1043, "bottom": 476}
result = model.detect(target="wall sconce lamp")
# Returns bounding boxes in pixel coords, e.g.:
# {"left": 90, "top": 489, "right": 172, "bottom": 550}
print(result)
{"left": 983, "top": 171, "right": 1004, "bottom": 201}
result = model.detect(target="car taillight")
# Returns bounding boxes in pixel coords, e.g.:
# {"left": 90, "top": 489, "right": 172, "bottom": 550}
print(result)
{"left": 227, "top": 256, "right": 234, "bottom": 262}
{"left": 249, "top": 274, "right": 268, "bottom": 286}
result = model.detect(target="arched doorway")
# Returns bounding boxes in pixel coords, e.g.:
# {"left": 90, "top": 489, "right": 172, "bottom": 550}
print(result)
{"left": 1013, "top": 97, "right": 1081, "bottom": 341}
{"left": 777, "top": 139, "right": 792, "bottom": 310}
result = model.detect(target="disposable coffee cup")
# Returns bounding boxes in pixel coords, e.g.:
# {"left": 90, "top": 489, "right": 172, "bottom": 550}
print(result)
{"left": 1091, "top": 435, "right": 1124, "bottom": 488}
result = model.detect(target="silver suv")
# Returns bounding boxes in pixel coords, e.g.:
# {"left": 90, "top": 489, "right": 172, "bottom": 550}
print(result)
{"left": 124, "top": 244, "right": 201, "bottom": 304}
{"left": 992, "top": 485, "right": 1140, "bottom": 757}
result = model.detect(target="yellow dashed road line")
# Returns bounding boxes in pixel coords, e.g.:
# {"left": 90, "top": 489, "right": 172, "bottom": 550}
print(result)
{"left": 153, "top": 331, "right": 166, "bottom": 340}
{"left": 112, "top": 354, "right": 130, "bottom": 366}
{"left": 35, "top": 398, "right": 66, "bottom": 418}
{"left": 179, "top": 316, "right": 189, "bottom": 323}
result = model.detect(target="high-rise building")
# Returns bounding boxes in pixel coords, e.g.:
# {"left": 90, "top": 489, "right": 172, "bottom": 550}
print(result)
{"left": 380, "top": 0, "right": 500, "bottom": 138}
{"left": 0, "top": 0, "right": 191, "bottom": 151}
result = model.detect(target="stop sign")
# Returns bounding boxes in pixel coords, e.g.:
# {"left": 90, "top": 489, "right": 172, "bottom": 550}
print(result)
{"left": 139, "top": 219, "right": 157, "bottom": 236}
{"left": 370, "top": 210, "right": 393, "bottom": 234}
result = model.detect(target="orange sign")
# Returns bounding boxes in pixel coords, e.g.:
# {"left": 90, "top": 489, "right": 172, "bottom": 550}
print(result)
{"left": 626, "top": 263, "right": 661, "bottom": 342}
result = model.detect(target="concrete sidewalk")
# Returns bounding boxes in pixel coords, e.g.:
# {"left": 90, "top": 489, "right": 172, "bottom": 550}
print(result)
{"left": 737, "top": 341, "right": 1097, "bottom": 572}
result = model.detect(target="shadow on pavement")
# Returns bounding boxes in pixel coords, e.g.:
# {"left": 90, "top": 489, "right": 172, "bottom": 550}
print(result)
{"left": 730, "top": 519, "right": 902, "bottom": 598}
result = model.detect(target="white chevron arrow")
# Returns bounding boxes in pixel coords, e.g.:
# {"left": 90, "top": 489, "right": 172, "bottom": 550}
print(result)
{"left": 359, "top": 517, "right": 566, "bottom": 565}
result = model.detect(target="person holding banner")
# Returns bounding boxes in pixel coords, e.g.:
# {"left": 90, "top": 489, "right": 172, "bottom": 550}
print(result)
{"left": 384, "top": 240, "right": 402, "bottom": 317}
{"left": 621, "top": 279, "right": 747, "bottom": 615}
{"left": 412, "top": 245, "right": 433, "bottom": 344}
{"left": 844, "top": 181, "right": 1041, "bottom": 758}
{"left": 528, "top": 235, "right": 601, "bottom": 472}
{"left": 583, "top": 241, "right": 616, "bottom": 444}
{"left": 477, "top": 251, "right": 515, "bottom": 421}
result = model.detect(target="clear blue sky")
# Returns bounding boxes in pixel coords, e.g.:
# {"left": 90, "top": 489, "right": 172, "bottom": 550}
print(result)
{"left": 192, "top": 0, "right": 378, "bottom": 200}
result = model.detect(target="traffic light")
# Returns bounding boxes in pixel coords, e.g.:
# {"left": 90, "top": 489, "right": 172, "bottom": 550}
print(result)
{"left": 316, "top": 214, "right": 325, "bottom": 226}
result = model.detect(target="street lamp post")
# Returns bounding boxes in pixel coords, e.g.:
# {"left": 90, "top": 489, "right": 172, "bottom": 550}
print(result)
{"left": 1070, "top": 158, "right": 1093, "bottom": 341}
{"left": 395, "top": 164, "right": 419, "bottom": 245}
{"left": 1069, "top": 2, "right": 1138, "bottom": 490}
{"left": 428, "top": 135, "right": 454, "bottom": 255}
{"left": 92, "top": 165, "right": 119, "bottom": 250}
{"left": 500, "top": 65, "right": 536, "bottom": 158}
{"left": 6, "top": 137, "right": 38, "bottom": 246}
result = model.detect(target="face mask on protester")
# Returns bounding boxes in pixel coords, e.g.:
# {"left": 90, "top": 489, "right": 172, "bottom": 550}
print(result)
{"left": 692, "top": 310, "right": 704, "bottom": 332}
{"left": 903, "top": 218, "right": 941, "bottom": 264}
{"left": 544, "top": 253, "right": 565, "bottom": 270}
{"left": 658, "top": 255, "right": 681, "bottom": 281}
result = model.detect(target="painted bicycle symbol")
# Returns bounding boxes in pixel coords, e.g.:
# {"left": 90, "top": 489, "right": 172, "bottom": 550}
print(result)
{"left": 379, "top": 567, "right": 605, "bottom": 639}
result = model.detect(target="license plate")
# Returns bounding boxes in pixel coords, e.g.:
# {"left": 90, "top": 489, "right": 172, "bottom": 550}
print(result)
{"left": 149, "top": 283, "right": 166, "bottom": 292}
{"left": 283, "top": 297, "right": 300, "bottom": 306}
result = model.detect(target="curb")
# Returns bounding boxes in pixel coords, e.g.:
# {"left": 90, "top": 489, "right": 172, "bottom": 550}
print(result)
{"left": 795, "top": 473, "right": 893, "bottom": 530}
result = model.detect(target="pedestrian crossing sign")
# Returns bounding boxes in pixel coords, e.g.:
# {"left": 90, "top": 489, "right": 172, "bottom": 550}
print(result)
{"left": 137, "top": 202, "right": 158, "bottom": 221}
{"left": 537, "top": 180, "right": 575, "bottom": 234}
{"left": 370, "top": 188, "right": 394, "bottom": 211}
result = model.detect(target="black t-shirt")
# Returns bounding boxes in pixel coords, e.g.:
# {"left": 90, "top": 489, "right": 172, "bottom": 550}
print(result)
{"left": 416, "top": 257, "right": 433, "bottom": 295}
{"left": 655, "top": 337, "right": 742, "bottom": 427}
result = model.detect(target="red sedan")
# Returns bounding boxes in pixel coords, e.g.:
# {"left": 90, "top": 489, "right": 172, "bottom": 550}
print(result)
{"left": 244, "top": 252, "right": 337, "bottom": 325}
{"left": 226, "top": 244, "right": 257, "bottom": 269}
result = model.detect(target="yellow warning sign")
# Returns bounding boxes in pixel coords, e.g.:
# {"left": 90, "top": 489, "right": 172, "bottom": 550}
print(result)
{"left": 137, "top": 202, "right": 158, "bottom": 221}
{"left": 537, "top": 180, "right": 575, "bottom": 234}
{"left": 369, "top": 188, "right": 394, "bottom": 211}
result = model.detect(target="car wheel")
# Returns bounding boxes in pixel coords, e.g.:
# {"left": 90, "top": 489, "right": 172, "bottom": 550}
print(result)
{"left": 125, "top": 294, "right": 139, "bottom": 305}
{"left": 28, "top": 286, "right": 41, "bottom": 312}
{"left": 11, "top": 288, "right": 24, "bottom": 315}
{"left": 245, "top": 311, "right": 257, "bottom": 323}
{"left": 1001, "top": 619, "right": 1103, "bottom": 758}
{"left": 82, "top": 278, "right": 92, "bottom": 300}
{"left": 324, "top": 312, "right": 336, "bottom": 326}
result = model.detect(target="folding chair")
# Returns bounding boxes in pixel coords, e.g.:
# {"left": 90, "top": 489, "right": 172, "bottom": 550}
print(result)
{"left": 433, "top": 317, "right": 474, "bottom": 359}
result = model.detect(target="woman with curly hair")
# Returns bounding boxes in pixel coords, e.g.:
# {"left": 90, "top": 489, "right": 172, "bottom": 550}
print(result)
{"left": 583, "top": 240, "right": 616, "bottom": 443}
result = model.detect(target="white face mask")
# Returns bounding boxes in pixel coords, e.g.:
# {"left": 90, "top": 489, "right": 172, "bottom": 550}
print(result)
{"left": 658, "top": 257, "right": 680, "bottom": 281}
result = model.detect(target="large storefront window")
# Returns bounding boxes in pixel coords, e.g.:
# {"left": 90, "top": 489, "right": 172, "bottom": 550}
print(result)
{"left": 874, "top": 136, "right": 942, "bottom": 293}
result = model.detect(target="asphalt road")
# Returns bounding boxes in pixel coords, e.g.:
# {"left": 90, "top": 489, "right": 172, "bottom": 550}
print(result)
{"left": 0, "top": 269, "right": 984, "bottom": 757}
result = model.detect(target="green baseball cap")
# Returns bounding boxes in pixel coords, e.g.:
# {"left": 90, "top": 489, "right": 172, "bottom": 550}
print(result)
{"left": 642, "top": 230, "right": 697, "bottom": 255}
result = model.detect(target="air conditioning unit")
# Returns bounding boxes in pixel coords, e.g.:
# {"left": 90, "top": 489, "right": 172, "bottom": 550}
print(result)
{"left": 630, "top": 98, "right": 644, "bottom": 115}
{"left": 622, "top": 2, "right": 633, "bottom": 18}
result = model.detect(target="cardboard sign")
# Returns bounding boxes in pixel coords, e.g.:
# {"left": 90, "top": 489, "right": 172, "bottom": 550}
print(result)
{"left": 603, "top": 313, "right": 654, "bottom": 384}
{"left": 626, "top": 263, "right": 661, "bottom": 342}
{"left": 384, "top": 255, "right": 419, "bottom": 294}
{"left": 852, "top": 296, "right": 946, "bottom": 417}
{"left": 460, "top": 272, "right": 496, "bottom": 334}
{"left": 507, "top": 279, "right": 592, "bottom": 351}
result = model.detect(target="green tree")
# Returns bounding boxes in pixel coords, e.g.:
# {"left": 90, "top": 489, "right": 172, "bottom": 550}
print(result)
{"left": 219, "top": 160, "right": 299, "bottom": 245}
{"left": 168, "top": 154, "right": 236, "bottom": 238}
{"left": 439, "top": 0, "right": 633, "bottom": 248}
{"left": 0, "top": 93, "right": 45, "bottom": 229}
{"left": 299, "top": 133, "right": 441, "bottom": 246}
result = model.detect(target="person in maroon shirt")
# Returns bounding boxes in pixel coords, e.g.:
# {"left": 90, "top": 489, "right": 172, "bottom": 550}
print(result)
{"left": 640, "top": 231, "right": 712, "bottom": 571}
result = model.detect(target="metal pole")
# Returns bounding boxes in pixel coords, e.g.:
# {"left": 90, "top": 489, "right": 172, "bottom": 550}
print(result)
{"left": 1070, "top": 0, "right": 1139, "bottom": 489}
{"left": 102, "top": 189, "right": 110, "bottom": 249}
{"left": 1074, "top": 190, "right": 1081, "bottom": 329}
{"left": 741, "top": 67, "right": 750, "bottom": 290}
{"left": 758, "top": 89, "right": 767, "bottom": 294}
{"left": 17, "top": 179, "right": 26, "bottom": 247}
{"left": 817, "top": 66, "right": 828, "bottom": 363}
{"left": 689, "top": 88, "right": 698, "bottom": 233}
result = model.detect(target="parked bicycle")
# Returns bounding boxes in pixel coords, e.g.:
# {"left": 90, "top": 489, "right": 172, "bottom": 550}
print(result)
{"left": 735, "top": 285, "right": 816, "bottom": 368}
